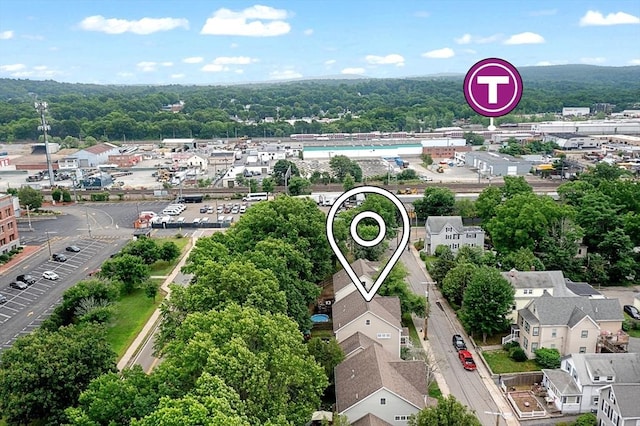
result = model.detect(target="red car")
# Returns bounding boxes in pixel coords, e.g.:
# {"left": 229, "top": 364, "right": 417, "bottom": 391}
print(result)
{"left": 458, "top": 350, "right": 477, "bottom": 371}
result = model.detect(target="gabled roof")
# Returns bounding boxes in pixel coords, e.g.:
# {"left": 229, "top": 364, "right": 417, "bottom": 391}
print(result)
{"left": 521, "top": 293, "right": 623, "bottom": 326}
{"left": 351, "top": 413, "right": 393, "bottom": 426}
{"left": 541, "top": 369, "right": 581, "bottom": 395}
{"left": 81, "top": 142, "right": 119, "bottom": 155}
{"left": 333, "top": 292, "right": 402, "bottom": 333}
{"left": 333, "top": 259, "right": 377, "bottom": 294}
{"left": 564, "top": 281, "right": 602, "bottom": 297}
{"left": 339, "top": 332, "right": 380, "bottom": 358}
{"left": 568, "top": 353, "right": 640, "bottom": 386}
{"left": 425, "top": 216, "right": 463, "bottom": 234}
{"left": 608, "top": 384, "right": 640, "bottom": 418}
{"left": 335, "top": 344, "right": 427, "bottom": 413}
{"left": 502, "top": 270, "right": 570, "bottom": 291}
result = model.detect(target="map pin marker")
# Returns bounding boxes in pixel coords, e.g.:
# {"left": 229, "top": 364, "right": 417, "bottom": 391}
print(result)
{"left": 326, "top": 186, "right": 410, "bottom": 302}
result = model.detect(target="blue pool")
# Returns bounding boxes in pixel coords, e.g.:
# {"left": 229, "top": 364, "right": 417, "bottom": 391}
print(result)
{"left": 311, "top": 314, "right": 330, "bottom": 323}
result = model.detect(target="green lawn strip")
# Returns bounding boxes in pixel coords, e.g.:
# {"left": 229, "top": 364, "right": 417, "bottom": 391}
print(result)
{"left": 106, "top": 286, "right": 164, "bottom": 358}
{"left": 482, "top": 349, "right": 541, "bottom": 374}
{"left": 428, "top": 381, "right": 442, "bottom": 399}
{"left": 402, "top": 313, "right": 422, "bottom": 345}
{"left": 149, "top": 237, "right": 190, "bottom": 276}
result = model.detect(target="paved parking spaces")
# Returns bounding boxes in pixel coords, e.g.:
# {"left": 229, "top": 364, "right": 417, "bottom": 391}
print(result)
{"left": 0, "top": 298, "right": 61, "bottom": 351}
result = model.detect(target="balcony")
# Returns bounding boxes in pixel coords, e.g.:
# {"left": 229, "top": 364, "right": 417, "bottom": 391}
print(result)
{"left": 597, "top": 330, "right": 629, "bottom": 353}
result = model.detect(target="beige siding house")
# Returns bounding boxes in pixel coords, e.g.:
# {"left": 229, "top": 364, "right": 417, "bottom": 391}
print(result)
{"left": 335, "top": 344, "right": 427, "bottom": 425}
{"left": 333, "top": 292, "right": 403, "bottom": 358}
{"left": 333, "top": 259, "right": 377, "bottom": 303}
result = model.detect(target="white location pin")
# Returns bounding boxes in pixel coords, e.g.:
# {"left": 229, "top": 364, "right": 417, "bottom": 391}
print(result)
{"left": 326, "top": 186, "right": 410, "bottom": 302}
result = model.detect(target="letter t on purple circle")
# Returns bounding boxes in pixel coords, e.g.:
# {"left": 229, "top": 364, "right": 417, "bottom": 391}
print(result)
{"left": 463, "top": 58, "right": 523, "bottom": 118}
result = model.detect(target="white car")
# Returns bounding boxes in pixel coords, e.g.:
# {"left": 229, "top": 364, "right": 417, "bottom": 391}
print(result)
{"left": 42, "top": 270, "right": 60, "bottom": 280}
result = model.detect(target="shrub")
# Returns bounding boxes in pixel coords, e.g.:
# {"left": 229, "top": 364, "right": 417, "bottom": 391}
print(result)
{"left": 503, "top": 341, "right": 520, "bottom": 351}
{"left": 62, "top": 190, "right": 72, "bottom": 203}
{"left": 0, "top": 254, "right": 9, "bottom": 263}
{"left": 509, "top": 347, "right": 527, "bottom": 362}
{"left": 419, "top": 251, "right": 427, "bottom": 261}
{"left": 535, "top": 347, "right": 561, "bottom": 369}
{"left": 51, "top": 188, "right": 62, "bottom": 202}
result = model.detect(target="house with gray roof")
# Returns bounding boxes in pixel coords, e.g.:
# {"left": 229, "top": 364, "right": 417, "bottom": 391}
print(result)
{"left": 424, "top": 215, "right": 484, "bottom": 256}
{"left": 513, "top": 292, "right": 626, "bottom": 359}
{"left": 351, "top": 413, "right": 393, "bottom": 426}
{"left": 464, "top": 151, "right": 533, "bottom": 177}
{"left": 333, "top": 259, "right": 377, "bottom": 302}
{"left": 597, "top": 383, "right": 640, "bottom": 425}
{"left": 335, "top": 344, "right": 427, "bottom": 425}
{"left": 542, "top": 353, "right": 640, "bottom": 414}
{"left": 333, "top": 292, "right": 405, "bottom": 358}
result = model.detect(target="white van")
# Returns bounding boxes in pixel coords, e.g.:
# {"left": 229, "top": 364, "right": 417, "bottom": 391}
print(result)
{"left": 176, "top": 217, "right": 186, "bottom": 224}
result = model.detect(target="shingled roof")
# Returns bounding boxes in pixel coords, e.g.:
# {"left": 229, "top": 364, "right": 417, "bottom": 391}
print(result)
{"left": 335, "top": 344, "right": 427, "bottom": 413}
{"left": 333, "top": 292, "right": 402, "bottom": 333}
{"left": 333, "top": 259, "right": 377, "bottom": 294}
{"left": 425, "top": 216, "right": 463, "bottom": 234}
{"left": 351, "top": 413, "right": 393, "bottom": 426}
{"left": 521, "top": 292, "right": 623, "bottom": 326}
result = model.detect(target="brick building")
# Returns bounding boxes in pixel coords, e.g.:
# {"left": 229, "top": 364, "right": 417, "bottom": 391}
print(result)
{"left": 0, "top": 194, "right": 20, "bottom": 254}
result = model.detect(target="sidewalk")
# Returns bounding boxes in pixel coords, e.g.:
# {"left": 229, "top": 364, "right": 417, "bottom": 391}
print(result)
{"left": 116, "top": 236, "right": 197, "bottom": 371}
{"left": 0, "top": 245, "right": 44, "bottom": 276}
{"left": 408, "top": 245, "right": 520, "bottom": 426}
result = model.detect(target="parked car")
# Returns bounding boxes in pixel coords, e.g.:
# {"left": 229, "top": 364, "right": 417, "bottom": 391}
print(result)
{"left": 17, "top": 274, "right": 36, "bottom": 285}
{"left": 52, "top": 253, "right": 67, "bottom": 262}
{"left": 0, "top": 293, "right": 7, "bottom": 304}
{"left": 458, "top": 350, "right": 477, "bottom": 371}
{"left": 207, "top": 207, "right": 214, "bottom": 214}
{"left": 231, "top": 206, "right": 240, "bottom": 214}
{"left": 239, "top": 205, "right": 247, "bottom": 214}
{"left": 9, "top": 281, "right": 28, "bottom": 290}
{"left": 65, "top": 245, "right": 81, "bottom": 252}
{"left": 199, "top": 205, "right": 209, "bottom": 214}
{"left": 624, "top": 305, "right": 640, "bottom": 320}
{"left": 42, "top": 270, "right": 60, "bottom": 280}
{"left": 452, "top": 334, "right": 467, "bottom": 351}
{"left": 217, "top": 206, "right": 223, "bottom": 214}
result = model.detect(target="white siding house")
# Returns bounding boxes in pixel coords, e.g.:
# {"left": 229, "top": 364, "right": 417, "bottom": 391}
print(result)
{"left": 424, "top": 216, "right": 484, "bottom": 255}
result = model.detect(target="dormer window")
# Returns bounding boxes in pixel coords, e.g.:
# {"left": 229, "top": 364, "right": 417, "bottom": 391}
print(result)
{"left": 594, "top": 376, "right": 600, "bottom": 381}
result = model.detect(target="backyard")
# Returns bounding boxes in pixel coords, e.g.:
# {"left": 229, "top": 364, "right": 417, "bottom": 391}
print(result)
{"left": 482, "top": 349, "right": 541, "bottom": 374}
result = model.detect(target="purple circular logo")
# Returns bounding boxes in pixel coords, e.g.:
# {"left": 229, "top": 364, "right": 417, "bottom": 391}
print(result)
{"left": 463, "top": 58, "right": 523, "bottom": 117}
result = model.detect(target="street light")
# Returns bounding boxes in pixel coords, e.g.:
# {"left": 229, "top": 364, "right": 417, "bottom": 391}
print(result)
{"left": 85, "top": 207, "right": 92, "bottom": 238}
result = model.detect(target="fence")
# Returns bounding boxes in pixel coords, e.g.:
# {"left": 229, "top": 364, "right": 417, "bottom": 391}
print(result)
{"left": 151, "top": 222, "right": 231, "bottom": 229}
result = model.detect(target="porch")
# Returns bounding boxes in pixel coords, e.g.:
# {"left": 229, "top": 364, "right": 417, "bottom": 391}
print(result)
{"left": 502, "top": 325, "right": 520, "bottom": 345}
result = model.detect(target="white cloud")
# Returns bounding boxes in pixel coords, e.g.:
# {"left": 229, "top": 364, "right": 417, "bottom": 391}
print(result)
{"left": 324, "top": 59, "right": 336, "bottom": 65}
{"left": 530, "top": 9, "right": 557, "bottom": 16}
{"left": 455, "top": 33, "right": 502, "bottom": 44}
{"left": 269, "top": 69, "right": 302, "bottom": 80}
{"left": 183, "top": 57, "right": 204, "bottom": 64}
{"left": 421, "top": 48, "right": 455, "bottom": 59}
{"left": 201, "top": 64, "right": 229, "bottom": 72}
{"left": 341, "top": 67, "right": 365, "bottom": 75}
{"left": 579, "top": 10, "right": 640, "bottom": 26}
{"left": 137, "top": 61, "right": 158, "bottom": 72}
{"left": 8, "top": 65, "right": 58, "bottom": 78}
{"left": 630, "top": 59, "right": 640, "bottom": 65}
{"left": 201, "top": 5, "right": 291, "bottom": 37}
{"left": 463, "top": 49, "right": 477, "bottom": 54}
{"left": 0, "top": 30, "right": 14, "bottom": 40}
{"left": 78, "top": 15, "right": 189, "bottom": 35}
{"left": 414, "top": 11, "right": 430, "bottom": 18}
{"left": 365, "top": 54, "right": 404, "bottom": 66}
{"left": 230, "top": 43, "right": 239, "bottom": 48}
{"left": 170, "top": 73, "right": 185, "bottom": 79}
{"left": 504, "top": 32, "right": 545, "bottom": 44}
{"left": 581, "top": 57, "right": 606, "bottom": 64}
{"left": 235, "top": 69, "right": 244, "bottom": 74}
{"left": 303, "top": 28, "right": 313, "bottom": 36}
{"left": 212, "top": 56, "right": 257, "bottom": 65}
{"left": 0, "top": 63, "right": 26, "bottom": 72}
{"left": 161, "top": 62, "right": 173, "bottom": 67}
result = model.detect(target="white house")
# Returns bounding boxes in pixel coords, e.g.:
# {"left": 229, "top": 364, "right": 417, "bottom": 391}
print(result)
{"left": 597, "top": 384, "right": 640, "bottom": 425}
{"left": 67, "top": 143, "right": 120, "bottom": 167}
{"left": 424, "top": 216, "right": 484, "bottom": 255}
{"left": 335, "top": 344, "right": 427, "bottom": 425}
{"left": 542, "top": 353, "right": 640, "bottom": 415}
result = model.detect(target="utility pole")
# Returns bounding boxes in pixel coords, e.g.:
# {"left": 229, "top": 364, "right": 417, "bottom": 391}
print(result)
{"left": 85, "top": 207, "right": 92, "bottom": 238}
{"left": 26, "top": 204, "right": 33, "bottom": 231}
{"left": 45, "top": 231, "right": 52, "bottom": 259}
{"left": 35, "top": 100, "right": 56, "bottom": 193}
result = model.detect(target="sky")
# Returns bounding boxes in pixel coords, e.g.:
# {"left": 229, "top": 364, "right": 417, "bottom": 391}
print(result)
{"left": 0, "top": 0, "right": 639, "bottom": 85}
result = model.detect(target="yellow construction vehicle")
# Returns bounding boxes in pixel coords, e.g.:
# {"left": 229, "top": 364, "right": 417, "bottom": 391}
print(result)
{"left": 397, "top": 188, "right": 418, "bottom": 194}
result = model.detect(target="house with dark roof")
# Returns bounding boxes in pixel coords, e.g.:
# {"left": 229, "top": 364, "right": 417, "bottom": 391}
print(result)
{"left": 597, "top": 383, "right": 640, "bottom": 425}
{"left": 542, "top": 353, "right": 640, "bottom": 415}
{"left": 513, "top": 292, "right": 626, "bottom": 359}
{"left": 424, "top": 215, "right": 484, "bottom": 255}
{"left": 333, "top": 259, "right": 377, "bottom": 302}
{"left": 335, "top": 344, "right": 427, "bottom": 424}
{"left": 333, "top": 292, "right": 405, "bottom": 358}
{"left": 351, "top": 413, "right": 393, "bottom": 426}
{"left": 339, "top": 332, "right": 380, "bottom": 360}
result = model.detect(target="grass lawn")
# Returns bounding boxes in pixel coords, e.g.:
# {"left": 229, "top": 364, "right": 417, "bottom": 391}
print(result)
{"left": 149, "top": 237, "right": 190, "bottom": 276}
{"left": 105, "top": 286, "right": 164, "bottom": 358}
{"left": 428, "top": 381, "right": 442, "bottom": 399}
{"left": 482, "top": 350, "right": 541, "bottom": 374}
{"left": 402, "top": 313, "right": 422, "bottom": 345}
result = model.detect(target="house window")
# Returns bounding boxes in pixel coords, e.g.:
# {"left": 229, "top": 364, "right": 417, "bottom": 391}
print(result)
{"left": 394, "top": 415, "right": 409, "bottom": 421}
{"left": 531, "top": 342, "right": 538, "bottom": 351}
{"left": 594, "top": 376, "right": 600, "bottom": 381}
{"left": 593, "top": 396, "right": 599, "bottom": 405}
{"left": 365, "top": 319, "right": 371, "bottom": 326}
{"left": 550, "top": 343, "right": 556, "bottom": 349}
{"left": 524, "top": 321, "right": 530, "bottom": 333}
{"left": 380, "top": 398, "right": 386, "bottom": 405}
{"left": 523, "top": 337, "right": 528, "bottom": 350}
{"left": 581, "top": 330, "right": 588, "bottom": 338}
{"left": 579, "top": 347, "right": 586, "bottom": 353}
{"left": 533, "top": 327, "right": 539, "bottom": 336}
{"left": 377, "top": 333, "right": 391, "bottom": 339}
{"left": 606, "top": 375, "right": 613, "bottom": 381}
{"left": 551, "top": 329, "right": 557, "bottom": 338}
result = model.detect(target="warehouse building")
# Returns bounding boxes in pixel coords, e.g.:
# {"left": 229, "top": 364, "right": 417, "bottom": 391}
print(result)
{"left": 464, "top": 151, "right": 533, "bottom": 176}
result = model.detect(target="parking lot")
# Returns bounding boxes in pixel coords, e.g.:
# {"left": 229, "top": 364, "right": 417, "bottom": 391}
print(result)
{"left": 0, "top": 237, "right": 123, "bottom": 350}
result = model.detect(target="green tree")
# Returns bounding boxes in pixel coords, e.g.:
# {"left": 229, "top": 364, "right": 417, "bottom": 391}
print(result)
{"left": 0, "top": 324, "right": 117, "bottom": 425}
{"left": 17, "top": 185, "right": 44, "bottom": 209}
{"left": 272, "top": 159, "right": 299, "bottom": 186}
{"left": 475, "top": 186, "right": 502, "bottom": 222}
{"left": 329, "top": 155, "right": 362, "bottom": 182}
{"left": 584, "top": 253, "right": 609, "bottom": 288}
{"left": 62, "top": 189, "right": 73, "bottom": 202}
{"left": 378, "top": 263, "right": 426, "bottom": 316}
{"left": 460, "top": 267, "right": 514, "bottom": 343}
{"left": 159, "top": 241, "right": 181, "bottom": 262}
{"left": 397, "top": 168, "right": 418, "bottom": 180}
{"left": 430, "top": 245, "right": 456, "bottom": 285}
{"left": 575, "top": 192, "right": 623, "bottom": 250}
{"left": 248, "top": 178, "right": 258, "bottom": 193}
{"left": 598, "top": 228, "right": 636, "bottom": 283}
{"left": 442, "top": 262, "right": 477, "bottom": 307}
{"left": 573, "top": 413, "right": 597, "bottom": 426}
{"left": 463, "top": 131, "right": 485, "bottom": 146}
{"left": 261, "top": 177, "right": 275, "bottom": 195}
{"left": 342, "top": 173, "right": 355, "bottom": 191}
{"left": 122, "top": 238, "right": 161, "bottom": 264}
{"left": 413, "top": 187, "right": 455, "bottom": 220}
{"left": 501, "top": 248, "right": 545, "bottom": 272}
{"left": 288, "top": 176, "right": 311, "bottom": 195}
{"left": 307, "top": 337, "right": 345, "bottom": 383}
{"left": 100, "top": 254, "right": 150, "bottom": 294}
{"left": 145, "top": 280, "right": 159, "bottom": 301}
{"left": 420, "top": 153, "right": 433, "bottom": 167}
{"left": 454, "top": 199, "right": 477, "bottom": 219}
{"left": 409, "top": 395, "right": 482, "bottom": 426}
{"left": 51, "top": 187, "right": 62, "bottom": 202}
{"left": 534, "top": 347, "right": 561, "bottom": 368}
{"left": 501, "top": 176, "right": 533, "bottom": 199}
{"left": 160, "top": 304, "right": 328, "bottom": 425}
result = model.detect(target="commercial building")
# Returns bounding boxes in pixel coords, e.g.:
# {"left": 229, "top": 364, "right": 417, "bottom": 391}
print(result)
{"left": 562, "top": 107, "right": 590, "bottom": 117}
{"left": 543, "top": 133, "right": 602, "bottom": 150}
{"left": 464, "top": 151, "right": 533, "bottom": 176}
{"left": 420, "top": 138, "right": 470, "bottom": 159}
{"left": 531, "top": 121, "right": 640, "bottom": 135}
{"left": 302, "top": 143, "right": 422, "bottom": 160}
{"left": 65, "top": 143, "right": 121, "bottom": 167}
{"left": 0, "top": 194, "right": 20, "bottom": 254}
